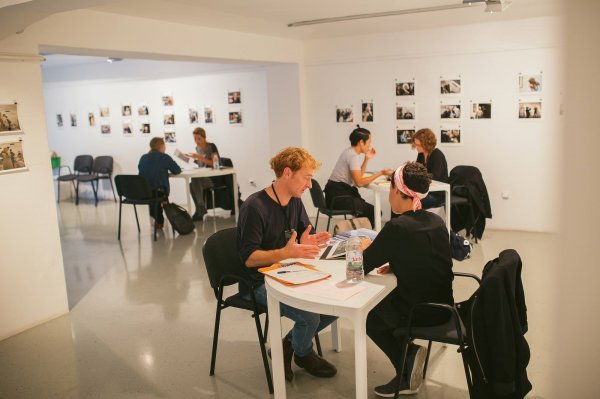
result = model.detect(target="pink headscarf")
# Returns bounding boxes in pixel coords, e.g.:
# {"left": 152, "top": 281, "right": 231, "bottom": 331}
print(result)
{"left": 393, "top": 162, "right": 429, "bottom": 211}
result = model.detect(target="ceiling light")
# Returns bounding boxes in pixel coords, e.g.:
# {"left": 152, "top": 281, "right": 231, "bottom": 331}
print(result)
{"left": 484, "top": 0, "right": 512, "bottom": 13}
{"left": 107, "top": 57, "right": 123, "bottom": 63}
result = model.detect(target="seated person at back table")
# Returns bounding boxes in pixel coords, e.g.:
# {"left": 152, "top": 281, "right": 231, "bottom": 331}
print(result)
{"left": 410, "top": 128, "right": 448, "bottom": 209}
{"left": 362, "top": 161, "right": 454, "bottom": 397}
{"left": 237, "top": 147, "right": 336, "bottom": 382}
{"left": 325, "top": 125, "right": 393, "bottom": 227}
{"left": 138, "top": 137, "right": 182, "bottom": 229}
{"left": 186, "top": 127, "right": 219, "bottom": 221}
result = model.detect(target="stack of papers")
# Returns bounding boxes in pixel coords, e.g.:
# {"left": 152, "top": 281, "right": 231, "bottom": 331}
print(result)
{"left": 259, "top": 262, "right": 331, "bottom": 286}
{"left": 337, "top": 228, "right": 378, "bottom": 241}
{"left": 173, "top": 148, "right": 191, "bottom": 163}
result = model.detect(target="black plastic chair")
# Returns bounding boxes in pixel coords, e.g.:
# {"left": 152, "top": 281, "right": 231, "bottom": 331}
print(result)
{"left": 308, "top": 179, "right": 356, "bottom": 232}
{"left": 451, "top": 185, "right": 480, "bottom": 243}
{"left": 392, "top": 272, "right": 482, "bottom": 399}
{"left": 202, "top": 228, "right": 323, "bottom": 394}
{"left": 203, "top": 157, "right": 232, "bottom": 218}
{"left": 77, "top": 156, "right": 117, "bottom": 206}
{"left": 56, "top": 155, "right": 93, "bottom": 204}
{"left": 114, "top": 175, "right": 166, "bottom": 242}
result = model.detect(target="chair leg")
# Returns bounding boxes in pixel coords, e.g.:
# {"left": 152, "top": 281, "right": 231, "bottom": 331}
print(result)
{"left": 315, "top": 333, "right": 323, "bottom": 357}
{"left": 56, "top": 180, "right": 60, "bottom": 204}
{"left": 109, "top": 177, "right": 117, "bottom": 202}
{"left": 92, "top": 181, "right": 98, "bottom": 207}
{"left": 326, "top": 216, "right": 332, "bottom": 232}
{"left": 314, "top": 210, "right": 320, "bottom": 231}
{"left": 133, "top": 205, "right": 140, "bottom": 233}
{"left": 118, "top": 201, "right": 122, "bottom": 240}
{"left": 211, "top": 189, "right": 216, "bottom": 218}
{"left": 423, "top": 340, "right": 433, "bottom": 379}
{"left": 210, "top": 300, "right": 223, "bottom": 376}
{"left": 75, "top": 180, "right": 80, "bottom": 205}
{"left": 460, "top": 347, "right": 475, "bottom": 398}
{"left": 253, "top": 308, "right": 274, "bottom": 394}
{"left": 394, "top": 337, "right": 412, "bottom": 399}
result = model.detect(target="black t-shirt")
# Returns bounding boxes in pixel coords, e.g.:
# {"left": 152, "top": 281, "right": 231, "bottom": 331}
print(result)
{"left": 417, "top": 148, "right": 448, "bottom": 203}
{"left": 237, "top": 189, "right": 311, "bottom": 287}
{"left": 363, "top": 210, "right": 454, "bottom": 326}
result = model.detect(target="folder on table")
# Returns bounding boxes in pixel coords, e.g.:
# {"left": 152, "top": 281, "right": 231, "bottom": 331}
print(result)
{"left": 259, "top": 262, "right": 331, "bottom": 286}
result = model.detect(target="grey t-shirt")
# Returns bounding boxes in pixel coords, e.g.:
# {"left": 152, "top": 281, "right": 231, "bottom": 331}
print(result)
{"left": 328, "top": 147, "right": 363, "bottom": 186}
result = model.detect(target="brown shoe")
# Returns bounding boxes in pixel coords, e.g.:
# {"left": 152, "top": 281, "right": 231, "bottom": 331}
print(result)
{"left": 294, "top": 349, "right": 337, "bottom": 378}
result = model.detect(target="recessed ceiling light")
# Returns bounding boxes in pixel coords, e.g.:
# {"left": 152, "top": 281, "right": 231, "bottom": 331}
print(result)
{"left": 107, "top": 57, "right": 123, "bottom": 63}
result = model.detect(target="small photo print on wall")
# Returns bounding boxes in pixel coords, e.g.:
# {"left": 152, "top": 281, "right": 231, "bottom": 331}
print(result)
{"left": 70, "top": 113, "right": 77, "bottom": 127}
{"left": 470, "top": 102, "right": 492, "bottom": 119}
{"left": 228, "top": 110, "right": 242, "bottom": 125}
{"left": 440, "top": 78, "right": 461, "bottom": 94}
{"left": 138, "top": 104, "right": 149, "bottom": 116}
{"left": 101, "top": 124, "right": 111, "bottom": 134}
{"left": 441, "top": 128, "right": 461, "bottom": 144}
{"left": 397, "top": 129, "right": 415, "bottom": 144}
{"left": 204, "top": 106, "right": 214, "bottom": 124}
{"left": 361, "top": 102, "right": 374, "bottom": 122}
{"left": 162, "top": 94, "right": 174, "bottom": 107}
{"left": 122, "top": 104, "right": 132, "bottom": 117}
{"left": 189, "top": 107, "right": 199, "bottom": 124}
{"left": 396, "top": 104, "right": 415, "bottom": 120}
{"left": 440, "top": 104, "right": 461, "bottom": 119}
{"left": 123, "top": 120, "right": 132, "bottom": 136}
{"left": 56, "top": 114, "right": 64, "bottom": 127}
{"left": 0, "top": 139, "right": 27, "bottom": 174}
{"left": 518, "top": 101, "right": 542, "bottom": 119}
{"left": 336, "top": 106, "right": 354, "bottom": 123}
{"left": 140, "top": 123, "right": 151, "bottom": 134}
{"left": 163, "top": 110, "right": 175, "bottom": 125}
{"left": 164, "top": 128, "right": 176, "bottom": 144}
{"left": 395, "top": 81, "right": 415, "bottom": 96}
{"left": 519, "top": 73, "right": 542, "bottom": 93}
{"left": 0, "top": 103, "right": 23, "bottom": 134}
{"left": 99, "top": 106, "right": 110, "bottom": 118}
{"left": 88, "top": 112, "right": 96, "bottom": 127}
{"left": 228, "top": 90, "right": 241, "bottom": 104}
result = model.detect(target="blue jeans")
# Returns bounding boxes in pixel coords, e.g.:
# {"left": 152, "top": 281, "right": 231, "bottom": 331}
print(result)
{"left": 253, "top": 283, "right": 338, "bottom": 357}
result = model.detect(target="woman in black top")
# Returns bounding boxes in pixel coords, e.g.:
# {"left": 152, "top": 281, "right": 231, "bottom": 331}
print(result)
{"left": 411, "top": 128, "right": 448, "bottom": 209}
{"left": 362, "top": 161, "right": 453, "bottom": 397}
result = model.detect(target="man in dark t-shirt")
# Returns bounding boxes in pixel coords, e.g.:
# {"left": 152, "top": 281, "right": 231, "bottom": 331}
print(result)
{"left": 362, "top": 161, "right": 454, "bottom": 397}
{"left": 237, "top": 147, "right": 336, "bottom": 382}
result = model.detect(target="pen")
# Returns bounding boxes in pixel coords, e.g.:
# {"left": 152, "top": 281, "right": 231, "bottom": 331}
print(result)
{"left": 277, "top": 270, "right": 302, "bottom": 274}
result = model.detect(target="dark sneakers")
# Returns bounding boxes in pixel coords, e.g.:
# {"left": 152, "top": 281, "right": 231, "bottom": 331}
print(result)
{"left": 268, "top": 338, "right": 295, "bottom": 381}
{"left": 294, "top": 349, "right": 337, "bottom": 378}
{"left": 373, "top": 375, "right": 417, "bottom": 397}
{"left": 374, "top": 344, "right": 427, "bottom": 397}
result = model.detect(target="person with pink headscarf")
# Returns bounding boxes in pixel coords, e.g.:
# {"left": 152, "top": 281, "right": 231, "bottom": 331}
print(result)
{"left": 361, "top": 161, "right": 454, "bottom": 397}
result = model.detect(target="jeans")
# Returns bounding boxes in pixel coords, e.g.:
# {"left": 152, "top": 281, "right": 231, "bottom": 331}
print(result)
{"left": 253, "top": 283, "right": 337, "bottom": 357}
{"left": 190, "top": 177, "right": 214, "bottom": 214}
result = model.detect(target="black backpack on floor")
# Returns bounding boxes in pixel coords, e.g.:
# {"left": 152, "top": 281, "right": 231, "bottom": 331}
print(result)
{"left": 164, "top": 203, "right": 195, "bottom": 235}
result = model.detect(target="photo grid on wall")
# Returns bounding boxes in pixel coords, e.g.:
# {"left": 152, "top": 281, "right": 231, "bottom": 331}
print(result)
{"left": 440, "top": 75, "right": 462, "bottom": 146}
{"left": 162, "top": 93, "right": 176, "bottom": 143}
{"left": 518, "top": 72, "right": 542, "bottom": 119}
{"left": 0, "top": 101, "right": 28, "bottom": 175}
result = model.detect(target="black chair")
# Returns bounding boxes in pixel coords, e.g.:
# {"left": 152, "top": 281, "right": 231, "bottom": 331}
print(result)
{"left": 451, "top": 185, "right": 480, "bottom": 243}
{"left": 114, "top": 175, "right": 166, "bottom": 242}
{"left": 202, "top": 228, "right": 323, "bottom": 394}
{"left": 308, "top": 179, "right": 356, "bottom": 232}
{"left": 56, "top": 155, "right": 93, "bottom": 204}
{"left": 203, "top": 157, "right": 232, "bottom": 219}
{"left": 392, "top": 272, "right": 482, "bottom": 399}
{"left": 76, "top": 156, "right": 117, "bottom": 206}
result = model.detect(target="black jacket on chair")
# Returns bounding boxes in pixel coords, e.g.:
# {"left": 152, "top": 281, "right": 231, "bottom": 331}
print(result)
{"left": 459, "top": 249, "right": 532, "bottom": 399}
{"left": 449, "top": 165, "right": 492, "bottom": 239}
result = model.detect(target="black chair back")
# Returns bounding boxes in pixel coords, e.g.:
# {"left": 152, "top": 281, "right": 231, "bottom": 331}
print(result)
{"left": 74, "top": 155, "right": 93, "bottom": 174}
{"left": 203, "top": 228, "right": 243, "bottom": 295}
{"left": 115, "top": 175, "right": 153, "bottom": 200}
{"left": 219, "top": 157, "right": 233, "bottom": 168}
{"left": 309, "top": 179, "right": 327, "bottom": 210}
{"left": 93, "top": 156, "right": 113, "bottom": 175}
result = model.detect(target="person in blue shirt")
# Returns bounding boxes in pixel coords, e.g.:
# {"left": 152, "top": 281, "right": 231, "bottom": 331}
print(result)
{"left": 138, "top": 137, "right": 181, "bottom": 228}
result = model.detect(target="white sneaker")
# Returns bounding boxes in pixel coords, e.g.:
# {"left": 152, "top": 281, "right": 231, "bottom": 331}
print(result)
{"left": 408, "top": 344, "right": 427, "bottom": 391}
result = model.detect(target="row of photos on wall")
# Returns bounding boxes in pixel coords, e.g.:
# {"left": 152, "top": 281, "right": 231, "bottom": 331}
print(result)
{"left": 336, "top": 73, "right": 543, "bottom": 146}
{"left": 54, "top": 90, "right": 245, "bottom": 144}
{"left": 0, "top": 101, "right": 27, "bottom": 175}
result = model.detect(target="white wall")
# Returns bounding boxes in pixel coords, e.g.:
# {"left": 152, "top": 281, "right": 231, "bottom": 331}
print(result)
{"left": 0, "top": 58, "right": 69, "bottom": 340}
{"left": 43, "top": 64, "right": 274, "bottom": 204}
{"left": 303, "top": 17, "right": 563, "bottom": 232}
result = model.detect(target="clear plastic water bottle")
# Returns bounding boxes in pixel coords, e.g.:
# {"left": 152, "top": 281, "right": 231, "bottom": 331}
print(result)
{"left": 345, "top": 236, "right": 364, "bottom": 283}
{"left": 212, "top": 153, "right": 220, "bottom": 170}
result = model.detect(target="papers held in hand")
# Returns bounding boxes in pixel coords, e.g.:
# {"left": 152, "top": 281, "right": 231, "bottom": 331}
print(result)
{"left": 321, "top": 228, "right": 378, "bottom": 259}
{"left": 259, "top": 262, "right": 331, "bottom": 286}
{"left": 174, "top": 148, "right": 191, "bottom": 163}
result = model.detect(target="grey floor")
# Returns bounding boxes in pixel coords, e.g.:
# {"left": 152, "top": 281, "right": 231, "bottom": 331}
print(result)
{"left": 0, "top": 192, "right": 553, "bottom": 398}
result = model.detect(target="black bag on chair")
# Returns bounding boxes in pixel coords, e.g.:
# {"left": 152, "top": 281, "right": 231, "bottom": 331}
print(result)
{"left": 164, "top": 203, "right": 195, "bottom": 235}
{"left": 450, "top": 231, "right": 472, "bottom": 261}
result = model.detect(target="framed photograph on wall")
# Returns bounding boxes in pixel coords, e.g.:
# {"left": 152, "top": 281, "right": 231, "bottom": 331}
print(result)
{"left": 138, "top": 104, "right": 149, "bottom": 116}
{"left": 56, "top": 114, "right": 64, "bottom": 128}
{"left": 228, "top": 110, "right": 243, "bottom": 125}
{"left": 203, "top": 106, "right": 214, "bottom": 124}
{"left": 189, "top": 107, "right": 199, "bottom": 124}
{"left": 470, "top": 101, "right": 492, "bottom": 119}
{"left": 519, "top": 73, "right": 542, "bottom": 94}
{"left": 88, "top": 112, "right": 96, "bottom": 127}
{"left": 228, "top": 90, "right": 241, "bottom": 104}
{"left": 0, "top": 103, "right": 23, "bottom": 135}
{"left": 518, "top": 100, "right": 542, "bottom": 119}
{"left": 440, "top": 77, "right": 462, "bottom": 95}
{"left": 441, "top": 127, "right": 461, "bottom": 144}
{"left": 101, "top": 124, "right": 111, "bottom": 135}
{"left": 163, "top": 110, "right": 175, "bottom": 125}
{"left": 440, "top": 103, "right": 461, "bottom": 119}
{"left": 361, "top": 102, "right": 374, "bottom": 122}
{"left": 162, "top": 94, "right": 174, "bottom": 107}
{"left": 164, "top": 128, "right": 176, "bottom": 143}
{"left": 0, "top": 138, "right": 27, "bottom": 175}
{"left": 395, "top": 80, "right": 415, "bottom": 96}
{"left": 99, "top": 106, "right": 110, "bottom": 118}
{"left": 396, "top": 128, "right": 415, "bottom": 144}
{"left": 140, "top": 123, "right": 151, "bottom": 134}
{"left": 396, "top": 104, "right": 416, "bottom": 120}
{"left": 336, "top": 105, "right": 354, "bottom": 123}
{"left": 122, "top": 119, "right": 132, "bottom": 136}
{"left": 70, "top": 113, "right": 77, "bottom": 127}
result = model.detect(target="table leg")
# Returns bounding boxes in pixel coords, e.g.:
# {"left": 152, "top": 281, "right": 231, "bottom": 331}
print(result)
{"left": 445, "top": 187, "right": 451, "bottom": 232}
{"left": 353, "top": 317, "right": 368, "bottom": 399}
{"left": 185, "top": 176, "right": 193, "bottom": 214}
{"left": 373, "top": 190, "right": 382, "bottom": 231}
{"left": 232, "top": 172, "right": 239, "bottom": 224}
{"left": 331, "top": 319, "right": 342, "bottom": 352}
{"left": 267, "top": 291, "right": 286, "bottom": 398}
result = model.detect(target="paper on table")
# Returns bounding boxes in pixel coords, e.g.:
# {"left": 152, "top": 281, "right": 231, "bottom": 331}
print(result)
{"left": 293, "top": 279, "right": 367, "bottom": 301}
{"left": 260, "top": 263, "right": 331, "bottom": 286}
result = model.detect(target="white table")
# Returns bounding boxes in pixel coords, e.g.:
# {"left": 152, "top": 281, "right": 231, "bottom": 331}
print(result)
{"left": 367, "top": 180, "right": 450, "bottom": 232}
{"left": 169, "top": 167, "right": 239, "bottom": 222}
{"left": 266, "top": 259, "right": 396, "bottom": 399}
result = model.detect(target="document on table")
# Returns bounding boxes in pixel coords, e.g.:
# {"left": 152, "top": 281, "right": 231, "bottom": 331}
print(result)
{"left": 259, "top": 262, "right": 331, "bottom": 286}
{"left": 293, "top": 279, "right": 367, "bottom": 301}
